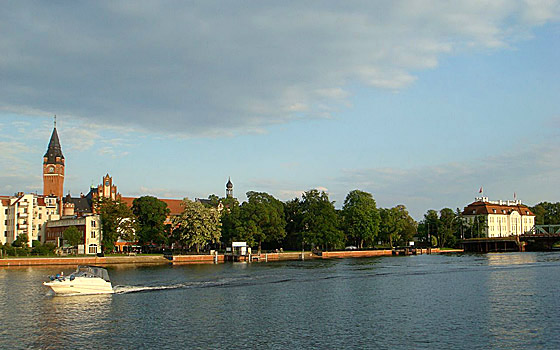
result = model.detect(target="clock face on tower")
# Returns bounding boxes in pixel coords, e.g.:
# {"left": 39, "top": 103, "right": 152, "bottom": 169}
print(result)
{"left": 48, "top": 166, "right": 55, "bottom": 173}
{"left": 105, "top": 180, "right": 110, "bottom": 186}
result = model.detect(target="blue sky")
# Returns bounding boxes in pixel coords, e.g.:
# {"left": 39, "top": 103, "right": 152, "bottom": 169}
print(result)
{"left": 1, "top": 1, "right": 559, "bottom": 219}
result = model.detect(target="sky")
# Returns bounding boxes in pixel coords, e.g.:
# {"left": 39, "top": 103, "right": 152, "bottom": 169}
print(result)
{"left": 1, "top": 1, "right": 559, "bottom": 219}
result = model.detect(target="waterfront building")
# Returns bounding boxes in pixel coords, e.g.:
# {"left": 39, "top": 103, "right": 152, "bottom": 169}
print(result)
{"left": 45, "top": 214, "right": 102, "bottom": 254}
{"left": 462, "top": 197, "right": 535, "bottom": 238}
{"left": 1, "top": 121, "right": 230, "bottom": 250}
{"left": 0, "top": 193, "right": 60, "bottom": 246}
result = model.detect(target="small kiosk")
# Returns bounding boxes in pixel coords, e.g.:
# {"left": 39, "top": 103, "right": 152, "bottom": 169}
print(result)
{"left": 225, "top": 242, "right": 251, "bottom": 262}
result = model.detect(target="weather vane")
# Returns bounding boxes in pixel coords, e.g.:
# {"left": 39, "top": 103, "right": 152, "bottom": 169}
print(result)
{"left": 54, "top": 115, "right": 57, "bottom": 128}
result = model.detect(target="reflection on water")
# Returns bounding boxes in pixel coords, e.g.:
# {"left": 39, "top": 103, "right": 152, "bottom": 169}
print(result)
{"left": 1, "top": 253, "right": 560, "bottom": 349}
{"left": 34, "top": 294, "right": 113, "bottom": 349}
{"left": 486, "top": 252, "right": 539, "bottom": 266}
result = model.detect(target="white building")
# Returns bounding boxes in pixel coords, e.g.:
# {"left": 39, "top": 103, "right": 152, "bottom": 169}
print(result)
{"left": 45, "top": 215, "right": 102, "bottom": 254}
{"left": 462, "top": 197, "right": 535, "bottom": 238}
{"left": 0, "top": 193, "right": 60, "bottom": 246}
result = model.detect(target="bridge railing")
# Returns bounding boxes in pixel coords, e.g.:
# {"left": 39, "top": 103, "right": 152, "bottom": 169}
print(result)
{"left": 527, "top": 225, "right": 560, "bottom": 235}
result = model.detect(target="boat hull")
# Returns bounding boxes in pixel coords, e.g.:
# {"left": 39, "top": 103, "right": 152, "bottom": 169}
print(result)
{"left": 43, "top": 278, "right": 114, "bottom": 295}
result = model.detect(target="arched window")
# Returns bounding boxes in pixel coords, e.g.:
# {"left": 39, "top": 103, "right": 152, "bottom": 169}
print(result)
{"left": 88, "top": 244, "right": 98, "bottom": 254}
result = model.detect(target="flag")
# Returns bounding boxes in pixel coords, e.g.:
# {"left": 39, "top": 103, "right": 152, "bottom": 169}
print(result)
{"left": 514, "top": 192, "right": 517, "bottom": 200}
{"left": 479, "top": 186, "right": 483, "bottom": 194}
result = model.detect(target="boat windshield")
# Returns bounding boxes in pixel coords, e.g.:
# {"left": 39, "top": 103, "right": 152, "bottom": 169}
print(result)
{"left": 74, "top": 266, "right": 111, "bottom": 282}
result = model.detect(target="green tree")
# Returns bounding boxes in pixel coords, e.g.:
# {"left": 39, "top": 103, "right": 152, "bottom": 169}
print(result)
{"left": 63, "top": 226, "right": 84, "bottom": 247}
{"left": 172, "top": 199, "right": 221, "bottom": 253}
{"left": 379, "top": 206, "right": 416, "bottom": 248}
{"left": 283, "top": 198, "right": 305, "bottom": 250}
{"left": 418, "top": 210, "right": 439, "bottom": 246}
{"left": 438, "top": 208, "right": 456, "bottom": 248}
{"left": 220, "top": 197, "right": 242, "bottom": 246}
{"left": 202, "top": 194, "right": 221, "bottom": 208}
{"left": 453, "top": 208, "right": 468, "bottom": 242}
{"left": 238, "top": 192, "right": 286, "bottom": 253}
{"left": 531, "top": 202, "right": 560, "bottom": 225}
{"left": 341, "top": 190, "right": 380, "bottom": 248}
{"left": 467, "top": 215, "right": 488, "bottom": 238}
{"left": 132, "top": 196, "right": 170, "bottom": 246}
{"left": 300, "top": 189, "right": 343, "bottom": 250}
{"left": 94, "top": 197, "right": 136, "bottom": 253}
{"left": 12, "top": 233, "right": 29, "bottom": 247}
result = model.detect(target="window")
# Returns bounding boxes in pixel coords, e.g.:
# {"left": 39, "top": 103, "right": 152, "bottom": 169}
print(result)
{"left": 89, "top": 244, "right": 98, "bottom": 254}
{"left": 91, "top": 231, "right": 96, "bottom": 238}
{"left": 493, "top": 209, "right": 496, "bottom": 213}
{"left": 4, "top": 231, "right": 6, "bottom": 237}
{"left": 91, "top": 221, "right": 96, "bottom": 228}
{"left": 39, "top": 213, "right": 42, "bottom": 220}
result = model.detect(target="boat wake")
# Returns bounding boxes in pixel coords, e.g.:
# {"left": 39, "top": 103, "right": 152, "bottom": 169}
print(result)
{"left": 113, "top": 278, "right": 242, "bottom": 294}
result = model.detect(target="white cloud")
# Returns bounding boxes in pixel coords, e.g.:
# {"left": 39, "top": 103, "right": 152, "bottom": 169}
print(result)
{"left": 0, "top": 1, "right": 558, "bottom": 136}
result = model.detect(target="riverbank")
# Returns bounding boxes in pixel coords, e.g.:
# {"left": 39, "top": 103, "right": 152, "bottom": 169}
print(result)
{"left": 0, "top": 248, "right": 463, "bottom": 266}
{"left": 0, "top": 255, "right": 170, "bottom": 266}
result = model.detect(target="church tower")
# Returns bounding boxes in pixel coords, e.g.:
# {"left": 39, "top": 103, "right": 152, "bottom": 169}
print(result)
{"left": 226, "top": 177, "right": 233, "bottom": 198}
{"left": 43, "top": 119, "right": 65, "bottom": 198}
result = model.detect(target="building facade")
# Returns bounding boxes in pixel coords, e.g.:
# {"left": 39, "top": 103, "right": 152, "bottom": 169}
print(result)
{"left": 462, "top": 197, "right": 535, "bottom": 238}
{"left": 45, "top": 215, "right": 102, "bottom": 254}
{"left": 0, "top": 193, "right": 60, "bottom": 246}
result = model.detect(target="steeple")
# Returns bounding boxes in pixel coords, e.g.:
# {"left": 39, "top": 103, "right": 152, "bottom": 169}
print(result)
{"left": 43, "top": 118, "right": 64, "bottom": 165}
{"left": 43, "top": 116, "right": 65, "bottom": 199}
{"left": 226, "top": 177, "right": 233, "bottom": 198}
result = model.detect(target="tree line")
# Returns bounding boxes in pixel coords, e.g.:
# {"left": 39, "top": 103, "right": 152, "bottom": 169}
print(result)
{"left": 93, "top": 194, "right": 560, "bottom": 254}
{"left": 95, "top": 190, "right": 419, "bottom": 253}
{"left": 3, "top": 197, "right": 557, "bottom": 256}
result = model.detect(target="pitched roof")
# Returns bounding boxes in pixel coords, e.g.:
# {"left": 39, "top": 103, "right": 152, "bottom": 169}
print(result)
{"left": 44, "top": 127, "right": 64, "bottom": 164}
{"left": 63, "top": 191, "right": 95, "bottom": 214}
{"left": 462, "top": 201, "right": 534, "bottom": 216}
{"left": 67, "top": 197, "right": 93, "bottom": 214}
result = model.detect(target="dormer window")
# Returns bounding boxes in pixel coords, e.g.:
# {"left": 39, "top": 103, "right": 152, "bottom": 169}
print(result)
{"left": 472, "top": 210, "right": 476, "bottom": 214}
{"left": 493, "top": 209, "right": 496, "bottom": 213}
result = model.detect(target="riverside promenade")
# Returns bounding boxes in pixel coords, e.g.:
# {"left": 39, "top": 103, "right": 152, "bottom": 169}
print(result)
{"left": 0, "top": 248, "right": 459, "bottom": 267}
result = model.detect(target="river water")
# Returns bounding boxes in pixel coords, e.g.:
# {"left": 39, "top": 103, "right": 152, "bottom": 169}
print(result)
{"left": 1, "top": 253, "right": 560, "bottom": 349}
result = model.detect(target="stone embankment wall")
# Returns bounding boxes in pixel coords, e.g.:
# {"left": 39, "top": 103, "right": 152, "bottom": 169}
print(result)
{"left": 172, "top": 255, "right": 225, "bottom": 263}
{"left": 0, "top": 248, "right": 462, "bottom": 267}
{"left": 0, "top": 255, "right": 169, "bottom": 266}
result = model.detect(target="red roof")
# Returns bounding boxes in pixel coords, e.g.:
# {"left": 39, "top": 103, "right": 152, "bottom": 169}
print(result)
{"left": 462, "top": 201, "right": 534, "bottom": 216}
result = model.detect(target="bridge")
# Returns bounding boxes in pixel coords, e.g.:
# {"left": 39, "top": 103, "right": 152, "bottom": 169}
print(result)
{"left": 519, "top": 225, "right": 560, "bottom": 250}
{"left": 461, "top": 225, "right": 560, "bottom": 252}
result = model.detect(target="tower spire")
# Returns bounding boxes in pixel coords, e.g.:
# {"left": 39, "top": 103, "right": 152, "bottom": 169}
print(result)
{"left": 226, "top": 177, "right": 234, "bottom": 198}
{"left": 43, "top": 120, "right": 65, "bottom": 198}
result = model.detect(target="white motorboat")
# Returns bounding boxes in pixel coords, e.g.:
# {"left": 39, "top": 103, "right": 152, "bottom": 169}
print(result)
{"left": 43, "top": 266, "right": 114, "bottom": 295}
